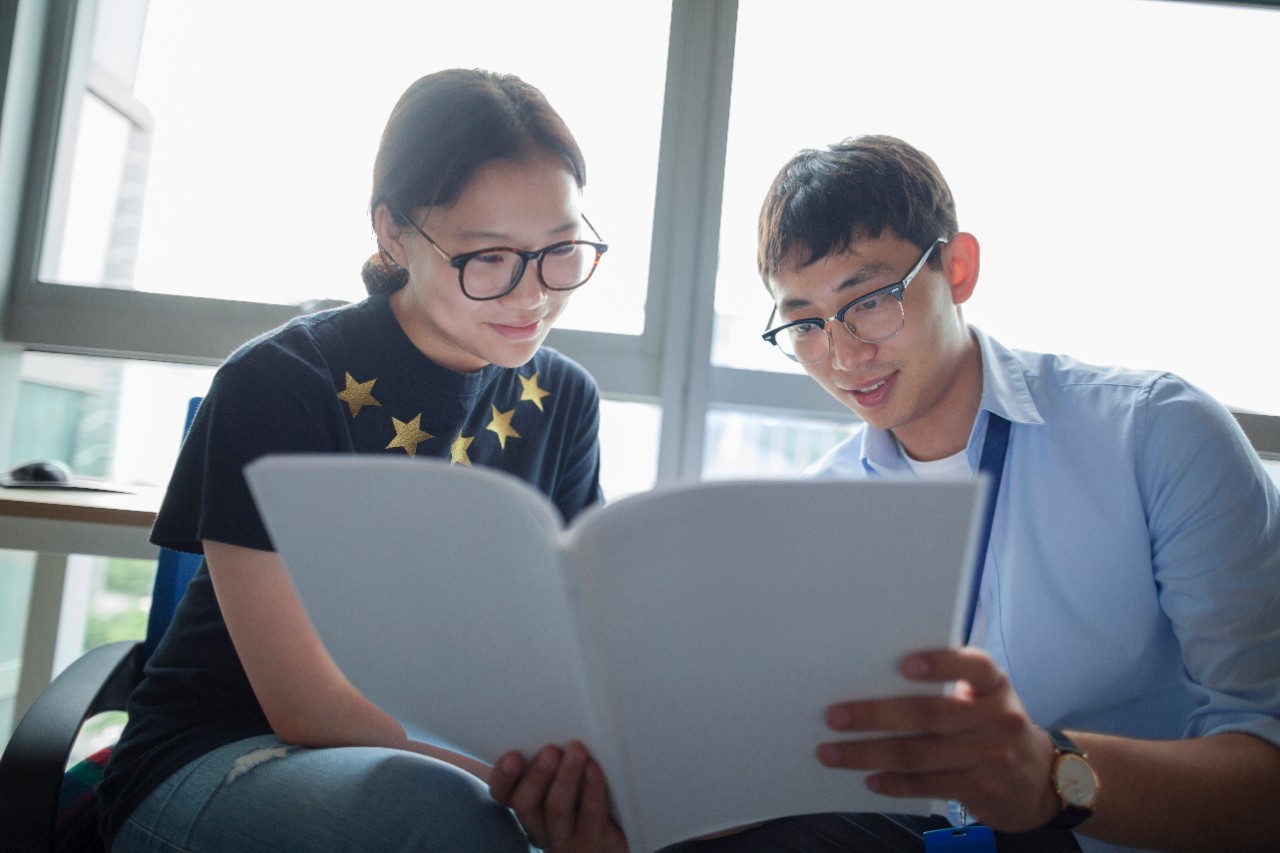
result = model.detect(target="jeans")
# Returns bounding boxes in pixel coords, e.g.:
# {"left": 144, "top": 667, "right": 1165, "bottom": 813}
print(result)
{"left": 111, "top": 734, "right": 531, "bottom": 852}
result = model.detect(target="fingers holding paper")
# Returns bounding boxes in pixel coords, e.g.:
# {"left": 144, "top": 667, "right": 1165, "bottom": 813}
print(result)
{"left": 489, "top": 741, "right": 627, "bottom": 853}
{"left": 817, "top": 647, "right": 1060, "bottom": 832}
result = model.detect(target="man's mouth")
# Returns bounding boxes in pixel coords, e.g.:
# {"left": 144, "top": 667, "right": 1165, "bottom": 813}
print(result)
{"left": 842, "top": 372, "right": 895, "bottom": 407}
{"left": 853, "top": 378, "right": 887, "bottom": 394}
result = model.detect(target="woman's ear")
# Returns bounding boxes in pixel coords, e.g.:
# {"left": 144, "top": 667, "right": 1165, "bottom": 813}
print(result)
{"left": 372, "top": 203, "right": 410, "bottom": 269}
{"left": 943, "top": 232, "right": 980, "bottom": 306}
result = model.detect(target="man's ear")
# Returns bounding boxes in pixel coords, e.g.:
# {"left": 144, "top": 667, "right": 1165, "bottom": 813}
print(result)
{"left": 943, "top": 232, "right": 980, "bottom": 305}
{"left": 372, "top": 203, "right": 410, "bottom": 269}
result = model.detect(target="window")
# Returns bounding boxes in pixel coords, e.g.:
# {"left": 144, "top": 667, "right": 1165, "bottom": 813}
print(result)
{"left": 5, "top": 0, "right": 680, "bottom": 494}
{"left": 714, "top": 0, "right": 1280, "bottom": 419}
{"left": 4, "top": 0, "right": 1280, "bottom": 746}
{"left": 5, "top": 0, "right": 671, "bottom": 363}
{"left": 40, "top": 1, "right": 669, "bottom": 338}
{"left": 4, "top": 0, "right": 1279, "bottom": 495}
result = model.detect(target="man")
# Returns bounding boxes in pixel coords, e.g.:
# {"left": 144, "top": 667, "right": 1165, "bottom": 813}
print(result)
{"left": 491, "top": 136, "right": 1280, "bottom": 853}
{"left": 749, "top": 135, "right": 1280, "bottom": 852}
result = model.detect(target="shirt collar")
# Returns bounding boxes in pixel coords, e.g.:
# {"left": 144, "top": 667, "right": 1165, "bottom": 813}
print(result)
{"left": 972, "top": 326, "right": 1042, "bottom": 428}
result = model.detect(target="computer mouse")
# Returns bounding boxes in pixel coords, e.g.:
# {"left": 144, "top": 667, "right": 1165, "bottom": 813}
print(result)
{"left": 4, "top": 460, "right": 73, "bottom": 484}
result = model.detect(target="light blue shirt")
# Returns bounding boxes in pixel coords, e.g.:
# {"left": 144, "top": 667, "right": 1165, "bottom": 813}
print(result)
{"left": 809, "top": 328, "right": 1280, "bottom": 852}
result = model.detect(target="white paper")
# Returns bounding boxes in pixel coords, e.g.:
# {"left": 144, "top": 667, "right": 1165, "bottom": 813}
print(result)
{"left": 246, "top": 455, "right": 986, "bottom": 852}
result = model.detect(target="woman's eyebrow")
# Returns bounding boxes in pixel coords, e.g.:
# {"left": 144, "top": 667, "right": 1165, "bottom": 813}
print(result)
{"left": 454, "top": 220, "right": 580, "bottom": 244}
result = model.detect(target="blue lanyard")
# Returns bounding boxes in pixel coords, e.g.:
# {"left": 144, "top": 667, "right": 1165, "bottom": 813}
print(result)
{"left": 962, "top": 413, "right": 1011, "bottom": 644}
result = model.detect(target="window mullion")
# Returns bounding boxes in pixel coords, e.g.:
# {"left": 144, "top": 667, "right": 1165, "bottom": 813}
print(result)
{"left": 648, "top": 0, "right": 737, "bottom": 486}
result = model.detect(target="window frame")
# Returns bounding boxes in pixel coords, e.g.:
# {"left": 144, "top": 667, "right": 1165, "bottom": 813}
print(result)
{"left": 0, "top": 0, "right": 848, "bottom": 487}
{"left": 5, "top": 0, "right": 1270, "bottom": 488}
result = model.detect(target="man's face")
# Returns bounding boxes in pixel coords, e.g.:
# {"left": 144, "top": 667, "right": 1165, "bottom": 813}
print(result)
{"left": 766, "top": 229, "right": 980, "bottom": 459}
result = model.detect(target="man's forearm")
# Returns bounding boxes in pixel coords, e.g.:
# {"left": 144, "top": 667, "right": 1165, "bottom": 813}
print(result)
{"left": 1071, "top": 730, "right": 1280, "bottom": 852}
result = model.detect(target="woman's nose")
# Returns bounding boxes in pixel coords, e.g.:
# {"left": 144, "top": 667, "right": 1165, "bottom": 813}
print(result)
{"left": 502, "top": 261, "right": 549, "bottom": 308}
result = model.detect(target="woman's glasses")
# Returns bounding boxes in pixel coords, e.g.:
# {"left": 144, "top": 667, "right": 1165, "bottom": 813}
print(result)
{"left": 401, "top": 212, "right": 608, "bottom": 301}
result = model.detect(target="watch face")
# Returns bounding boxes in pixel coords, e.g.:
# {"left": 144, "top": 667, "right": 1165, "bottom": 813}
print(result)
{"left": 1055, "top": 754, "right": 1098, "bottom": 807}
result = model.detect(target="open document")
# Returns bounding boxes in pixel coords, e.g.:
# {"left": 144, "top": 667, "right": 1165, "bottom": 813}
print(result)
{"left": 246, "top": 455, "right": 986, "bottom": 852}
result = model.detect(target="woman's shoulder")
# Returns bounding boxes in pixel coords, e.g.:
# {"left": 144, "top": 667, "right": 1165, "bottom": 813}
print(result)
{"left": 526, "top": 345, "right": 597, "bottom": 390}
{"left": 217, "top": 296, "right": 384, "bottom": 380}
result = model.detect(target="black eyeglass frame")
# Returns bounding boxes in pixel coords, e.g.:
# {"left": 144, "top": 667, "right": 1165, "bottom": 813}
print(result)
{"left": 396, "top": 210, "right": 609, "bottom": 301}
{"left": 761, "top": 237, "right": 948, "bottom": 362}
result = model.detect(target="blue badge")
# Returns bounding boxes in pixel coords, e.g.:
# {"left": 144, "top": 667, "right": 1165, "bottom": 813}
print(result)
{"left": 923, "top": 824, "right": 996, "bottom": 851}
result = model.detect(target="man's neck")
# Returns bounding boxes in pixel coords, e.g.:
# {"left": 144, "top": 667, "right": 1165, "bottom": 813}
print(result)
{"left": 893, "top": 335, "right": 985, "bottom": 463}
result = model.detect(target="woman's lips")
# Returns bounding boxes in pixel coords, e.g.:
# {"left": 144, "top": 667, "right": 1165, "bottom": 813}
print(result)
{"left": 489, "top": 318, "right": 544, "bottom": 340}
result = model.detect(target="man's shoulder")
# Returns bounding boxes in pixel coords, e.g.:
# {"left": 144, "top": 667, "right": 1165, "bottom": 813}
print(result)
{"left": 1023, "top": 351, "right": 1215, "bottom": 420}
{"left": 981, "top": 334, "right": 1228, "bottom": 444}
{"left": 988, "top": 334, "right": 1191, "bottom": 408}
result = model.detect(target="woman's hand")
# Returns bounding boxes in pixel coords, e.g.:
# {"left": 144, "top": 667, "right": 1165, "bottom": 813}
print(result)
{"left": 489, "top": 741, "right": 627, "bottom": 853}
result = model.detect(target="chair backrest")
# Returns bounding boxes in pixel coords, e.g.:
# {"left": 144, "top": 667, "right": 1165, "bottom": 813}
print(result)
{"left": 142, "top": 397, "right": 203, "bottom": 659}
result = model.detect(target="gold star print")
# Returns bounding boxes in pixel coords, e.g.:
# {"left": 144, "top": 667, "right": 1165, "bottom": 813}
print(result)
{"left": 518, "top": 372, "right": 552, "bottom": 412}
{"left": 450, "top": 432, "right": 474, "bottom": 466}
{"left": 337, "top": 372, "right": 381, "bottom": 418}
{"left": 386, "top": 414, "right": 432, "bottom": 457}
{"left": 486, "top": 405, "right": 521, "bottom": 450}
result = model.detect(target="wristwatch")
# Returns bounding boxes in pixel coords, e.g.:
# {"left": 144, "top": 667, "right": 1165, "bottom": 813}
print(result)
{"left": 1044, "top": 728, "right": 1099, "bottom": 830}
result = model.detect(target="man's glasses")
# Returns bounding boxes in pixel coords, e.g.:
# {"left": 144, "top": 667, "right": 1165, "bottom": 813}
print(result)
{"left": 398, "top": 211, "right": 609, "bottom": 301}
{"left": 761, "top": 237, "right": 947, "bottom": 364}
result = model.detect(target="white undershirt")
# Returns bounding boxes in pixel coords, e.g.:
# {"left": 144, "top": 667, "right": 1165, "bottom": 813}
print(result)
{"left": 901, "top": 444, "right": 987, "bottom": 646}
{"left": 901, "top": 446, "right": 972, "bottom": 479}
{"left": 902, "top": 444, "right": 988, "bottom": 826}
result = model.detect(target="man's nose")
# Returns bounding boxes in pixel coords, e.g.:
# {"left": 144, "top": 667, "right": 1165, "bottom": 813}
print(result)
{"left": 829, "top": 322, "right": 875, "bottom": 370}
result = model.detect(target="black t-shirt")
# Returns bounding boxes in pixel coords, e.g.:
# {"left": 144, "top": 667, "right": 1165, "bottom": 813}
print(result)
{"left": 98, "top": 293, "right": 603, "bottom": 842}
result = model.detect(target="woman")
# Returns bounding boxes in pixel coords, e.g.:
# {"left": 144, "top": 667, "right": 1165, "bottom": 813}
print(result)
{"left": 99, "top": 68, "right": 608, "bottom": 852}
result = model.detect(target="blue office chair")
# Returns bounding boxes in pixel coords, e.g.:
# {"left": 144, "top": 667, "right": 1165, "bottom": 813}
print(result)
{"left": 0, "top": 397, "right": 204, "bottom": 852}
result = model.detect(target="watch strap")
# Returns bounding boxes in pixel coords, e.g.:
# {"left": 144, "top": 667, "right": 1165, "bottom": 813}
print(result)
{"left": 1044, "top": 728, "right": 1096, "bottom": 831}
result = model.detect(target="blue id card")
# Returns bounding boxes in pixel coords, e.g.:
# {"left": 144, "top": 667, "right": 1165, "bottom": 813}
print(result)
{"left": 923, "top": 824, "right": 996, "bottom": 851}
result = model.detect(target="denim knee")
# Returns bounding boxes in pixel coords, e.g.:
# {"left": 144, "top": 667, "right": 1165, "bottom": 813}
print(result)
{"left": 116, "top": 736, "right": 531, "bottom": 852}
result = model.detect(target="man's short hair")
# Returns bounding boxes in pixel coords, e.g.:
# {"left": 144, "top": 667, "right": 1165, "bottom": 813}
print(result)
{"left": 757, "top": 135, "right": 958, "bottom": 285}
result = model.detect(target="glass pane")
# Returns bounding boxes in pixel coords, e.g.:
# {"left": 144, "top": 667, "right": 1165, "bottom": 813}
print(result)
{"left": 599, "top": 400, "right": 660, "bottom": 501}
{"left": 47, "top": 93, "right": 136, "bottom": 288}
{"left": 703, "top": 409, "right": 851, "bottom": 481}
{"left": 13, "top": 352, "right": 213, "bottom": 487}
{"left": 42, "top": 1, "right": 670, "bottom": 335}
{"left": 1263, "top": 460, "right": 1280, "bottom": 489}
{"left": 716, "top": 0, "right": 1280, "bottom": 415}
{"left": 13, "top": 356, "right": 654, "bottom": 505}
{"left": 0, "top": 551, "right": 35, "bottom": 739}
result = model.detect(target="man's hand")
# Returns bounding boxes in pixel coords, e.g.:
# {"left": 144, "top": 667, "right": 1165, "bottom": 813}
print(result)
{"left": 817, "top": 647, "right": 1062, "bottom": 832}
{"left": 489, "top": 741, "right": 627, "bottom": 853}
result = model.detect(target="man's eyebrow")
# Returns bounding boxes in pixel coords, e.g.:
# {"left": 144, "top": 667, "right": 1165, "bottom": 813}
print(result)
{"left": 778, "top": 262, "right": 894, "bottom": 315}
{"left": 778, "top": 295, "right": 816, "bottom": 315}
{"left": 834, "top": 263, "right": 892, "bottom": 295}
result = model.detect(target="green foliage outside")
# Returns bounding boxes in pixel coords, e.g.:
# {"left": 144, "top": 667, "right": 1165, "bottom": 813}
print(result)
{"left": 82, "top": 557, "right": 156, "bottom": 650}
{"left": 106, "top": 558, "right": 156, "bottom": 597}
{"left": 68, "top": 557, "right": 157, "bottom": 764}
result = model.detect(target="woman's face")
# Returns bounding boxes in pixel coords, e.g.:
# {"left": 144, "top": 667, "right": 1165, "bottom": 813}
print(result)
{"left": 383, "top": 153, "right": 585, "bottom": 372}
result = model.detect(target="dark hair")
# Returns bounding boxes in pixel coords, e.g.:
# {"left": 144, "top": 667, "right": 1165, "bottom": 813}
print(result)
{"left": 361, "top": 69, "right": 588, "bottom": 295}
{"left": 756, "top": 135, "right": 957, "bottom": 287}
